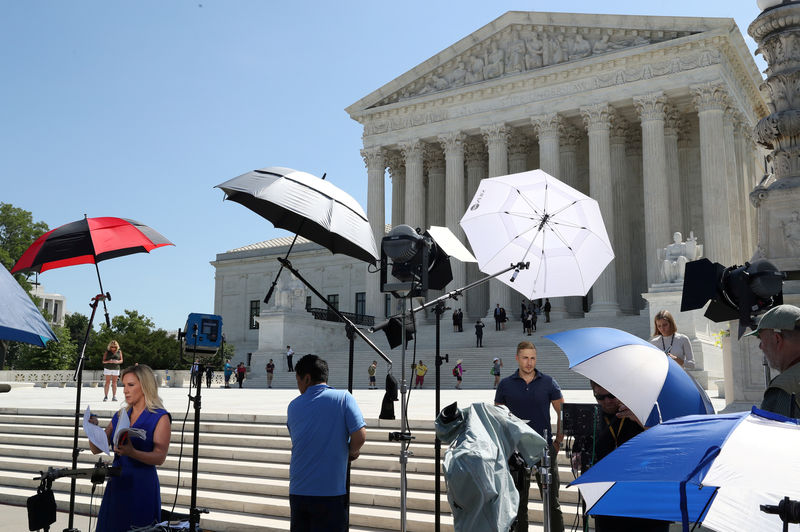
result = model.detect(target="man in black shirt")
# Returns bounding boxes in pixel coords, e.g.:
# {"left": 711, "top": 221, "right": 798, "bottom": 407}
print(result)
{"left": 572, "top": 381, "right": 669, "bottom": 532}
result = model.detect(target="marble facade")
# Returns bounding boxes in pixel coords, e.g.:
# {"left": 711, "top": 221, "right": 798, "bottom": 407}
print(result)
{"left": 347, "top": 11, "right": 767, "bottom": 321}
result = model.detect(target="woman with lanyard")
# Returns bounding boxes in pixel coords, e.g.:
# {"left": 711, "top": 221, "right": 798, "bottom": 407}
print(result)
{"left": 650, "top": 309, "right": 696, "bottom": 369}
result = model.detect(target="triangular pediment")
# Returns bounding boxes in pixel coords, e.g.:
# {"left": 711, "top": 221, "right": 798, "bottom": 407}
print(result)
{"left": 346, "top": 11, "right": 736, "bottom": 116}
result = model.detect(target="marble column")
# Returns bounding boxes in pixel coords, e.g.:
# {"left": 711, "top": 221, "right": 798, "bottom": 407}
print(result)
{"left": 481, "top": 124, "right": 513, "bottom": 319}
{"left": 401, "top": 140, "right": 425, "bottom": 232}
{"left": 440, "top": 132, "right": 468, "bottom": 312}
{"left": 581, "top": 104, "right": 620, "bottom": 315}
{"left": 723, "top": 108, "right": 744, "bottom": 263}
{"left": 664, "top": 105, "right": 683, "bottom": 234}
{"left": 387, "top": 152, "right": 405, "bottom": 230}
{"left": 465, "top": 137, "right": 489, "bottom": 318}
{"left": 610, "top": 118, "right": 634, "bottom": 314}
{"left": 692, "top": 83, "right": 734, "bottom": 265}
{"left": 362, "top": 146, "right": 386, "bottom": 319}
{"left": 559, "top": 125, "right": 585, "bottom": 317}
{"left": 634, "top": 92, "right": 672, "bottom": 288}
{"left": 678, "top": 119, "right": 704, "bottom": 241}
{"left": 532, "top": 113, "right": 568, "bottom": 319}
{"left": 734, "top": 119, "right": 754, "bottom": 257}
{"left": 507, "top": 131, "right": 529, "bottom": 316}
{"left": 425, "top": 144, "right": 446, "bottom": 228}
{"left": 626, "top": 128, "right": 647, "bottom": 311}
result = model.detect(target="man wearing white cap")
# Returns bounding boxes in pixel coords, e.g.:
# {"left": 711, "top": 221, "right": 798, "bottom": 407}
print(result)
{"left": 745, "top": 304, "right": 800, "bottom": 417}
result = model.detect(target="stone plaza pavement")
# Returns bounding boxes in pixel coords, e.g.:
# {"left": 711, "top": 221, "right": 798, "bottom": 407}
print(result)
{"left": 0, "top": 384, "right": 727, "bottom": 531}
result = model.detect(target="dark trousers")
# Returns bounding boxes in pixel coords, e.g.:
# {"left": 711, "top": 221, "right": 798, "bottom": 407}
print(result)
{"left": 513, "top": 444, "right": 563, "bottom": 532}
{"left": 290, "top": 494, "right": 347, "bottom": 532}
{"left": 495, "top": 317, "right": 501, "bottom": 330}
{"left": 476, "top": 334, "right": 483, "bottom": 347}
{"left": 287, "top": 356, "right": 294, "bottom": 372}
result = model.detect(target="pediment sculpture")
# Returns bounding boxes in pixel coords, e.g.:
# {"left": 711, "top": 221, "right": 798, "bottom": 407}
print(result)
{"left": 377, "top": 25, "right": 694, "bottom": 106}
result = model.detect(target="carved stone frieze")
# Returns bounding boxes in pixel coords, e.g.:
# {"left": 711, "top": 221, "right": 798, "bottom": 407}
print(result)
{"left": 376, "top": 24, "right": 693, "bottom": 106}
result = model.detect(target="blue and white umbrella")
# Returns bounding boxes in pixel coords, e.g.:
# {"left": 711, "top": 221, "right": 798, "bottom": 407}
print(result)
{"left": 544, "top": 327, "right": 713, "bottom": 426}
{"left": 571, "top": 408, "right": 800, "bottom": 532}
{"left": 0, "top": 265, "right": 56, "bottom": 347}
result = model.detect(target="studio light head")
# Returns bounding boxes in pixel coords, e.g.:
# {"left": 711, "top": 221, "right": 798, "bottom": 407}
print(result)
{"left": 681, "top": 258, "right": 785, "bottom": 337}
{"left": 380, "top": 224, "right": 453, "bottom": 296}
{"left": 179, "top": 313, "right": 224, "bottom": 361}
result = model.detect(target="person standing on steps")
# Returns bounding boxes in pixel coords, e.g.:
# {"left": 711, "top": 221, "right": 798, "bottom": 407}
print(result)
{"left": 286, "top": 345, "right": 295, "bottom": 372}
{"left": 475, "top": 319, "right": 485, "bottom": 347}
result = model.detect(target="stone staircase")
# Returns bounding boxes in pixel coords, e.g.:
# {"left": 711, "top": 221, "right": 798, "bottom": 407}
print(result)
{"left": 0, "top": 407, "right": 589, "bottom": 531}
{"left": 248, "top": 313, "right": 651, "bottom": 391}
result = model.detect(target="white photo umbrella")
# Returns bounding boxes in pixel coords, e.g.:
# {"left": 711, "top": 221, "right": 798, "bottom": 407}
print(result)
{"left": 460, "top": 169, "right": 614, "bottom": 299}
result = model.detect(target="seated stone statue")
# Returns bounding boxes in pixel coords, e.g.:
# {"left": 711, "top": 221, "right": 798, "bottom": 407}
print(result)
{"left": 659, "top": 231, "right": 703, "bottom": 283}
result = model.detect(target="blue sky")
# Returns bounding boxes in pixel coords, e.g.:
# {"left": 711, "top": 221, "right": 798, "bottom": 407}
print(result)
{"left": 0, "top": 1, "right": 764, "bottom": 331}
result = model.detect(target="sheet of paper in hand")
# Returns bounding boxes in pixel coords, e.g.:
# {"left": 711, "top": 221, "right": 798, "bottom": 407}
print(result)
{"left": 83, "top": 406, "right": 111, "bottom": 455}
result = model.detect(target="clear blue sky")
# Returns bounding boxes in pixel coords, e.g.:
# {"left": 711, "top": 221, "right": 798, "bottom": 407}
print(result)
{"left": 0, "top": 1, "right": 764, "bottom": 331}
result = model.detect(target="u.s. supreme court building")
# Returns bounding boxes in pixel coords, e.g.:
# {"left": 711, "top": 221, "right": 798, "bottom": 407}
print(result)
{"left": 213, "top": 11, "right": 767, "bottom": 365}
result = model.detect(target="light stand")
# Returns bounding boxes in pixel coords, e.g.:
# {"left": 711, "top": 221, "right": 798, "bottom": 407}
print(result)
{"left": 381, "top": 261, "right": 529, "bottom": 531}
{"left": 65, "top": 292, "right": 109, "bottom": 532}
{"left": 186, "top": 326, "right": 209, "bottom": 532}
{"left": 432, "top": 301, "right": 448, "bottom": 532}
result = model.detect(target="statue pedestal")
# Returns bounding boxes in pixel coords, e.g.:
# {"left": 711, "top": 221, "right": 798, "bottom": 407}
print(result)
{"left": 642, "top": 287, "right": 723, "bottom": 389}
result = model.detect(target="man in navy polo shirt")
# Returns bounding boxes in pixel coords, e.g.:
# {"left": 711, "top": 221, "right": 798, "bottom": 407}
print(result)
{"left": 495, "top": 341, "right": 564, "bottom": 532}
{"left": 287, "top": 355, "right": 367, "bottom": 531}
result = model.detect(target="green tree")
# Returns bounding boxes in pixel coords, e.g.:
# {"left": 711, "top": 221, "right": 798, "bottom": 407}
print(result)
{"left": 86, "top": 310, "right": 181, "bottom": 370}
{"left": 13, "top": 325, "right": 77, "bottom": 370}
{"left": 0, "top": 203, "right": 49, "bottom": 285}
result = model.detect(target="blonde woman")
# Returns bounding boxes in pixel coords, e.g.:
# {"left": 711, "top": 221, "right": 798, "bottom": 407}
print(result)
{"left": 102, "top": 340, "right": 124, "bottom": 401}
{"left": 650, "top": 310, "right": 696, "bottom": 369}
{"left": 90, "top": 365, "right": 172, "bottom": 531}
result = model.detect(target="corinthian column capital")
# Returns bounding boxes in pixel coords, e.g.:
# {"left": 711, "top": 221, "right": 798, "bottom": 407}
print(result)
{"left": 400, "top": 140, "right": 424, "bottom": 161}
{"left": 691, "top": 83, "right": 729, "bottom": 113}
{"left": 581, "top": 103, "right": 615, "bottom": 133}
{"left": 633, "top": 92, "right": 668, "bottom": 123}
{"left": 465, "top": 137, "right": 488, "bottom": 166}
{"left": 360, "top": 146, "right": 386, "bottom": 169}
{"left": 532, "top": 113, "right": 562, "bottom": 141}
{"left": 559, "top": 124, "right": 582, "bottom": 151}
{"left": 438, "top": 132, "right": 467, "bottom": 156}
{"left": 481, "top": 123, "right": 510, "bottom": 148}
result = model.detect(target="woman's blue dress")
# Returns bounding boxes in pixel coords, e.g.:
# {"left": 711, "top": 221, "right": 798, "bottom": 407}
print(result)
{"left": 97, "top": 407, "right": 171, "bottom": 532}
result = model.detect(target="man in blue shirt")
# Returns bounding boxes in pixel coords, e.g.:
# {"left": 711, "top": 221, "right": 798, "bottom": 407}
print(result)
{"left": 287, "top": 354, "right": 367, "bottom": 531}
{"left": 495, "top": 341, "right": 564, "bottom": 532}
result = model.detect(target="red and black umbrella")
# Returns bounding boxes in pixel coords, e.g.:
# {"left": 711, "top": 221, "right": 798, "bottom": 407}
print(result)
{"left": 11, "top": 216, "right": 174, "bottom": 312}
